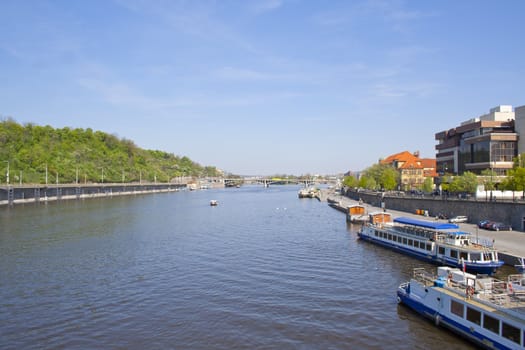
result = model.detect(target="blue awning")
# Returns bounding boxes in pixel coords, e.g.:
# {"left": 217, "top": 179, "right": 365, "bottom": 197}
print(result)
{"left": 394, "top": 217, "right": 459, "bottom": 230}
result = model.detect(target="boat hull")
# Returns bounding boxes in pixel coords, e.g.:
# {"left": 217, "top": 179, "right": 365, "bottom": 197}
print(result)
{"left": 397, "top": 286, "right": 512, "bottom": 349}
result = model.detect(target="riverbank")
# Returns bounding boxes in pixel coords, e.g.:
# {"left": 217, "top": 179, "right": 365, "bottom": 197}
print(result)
{"left": 0, "top": 183, "right": 186, "bottom": 206}
{"left": 325, "top": 190, "right": 525, "bottom": 268}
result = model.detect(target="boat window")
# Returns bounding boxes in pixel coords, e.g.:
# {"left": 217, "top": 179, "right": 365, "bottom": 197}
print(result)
{"left": 466, "top": 307, "right": 481, "bottom": 325}
{"left": 483, "top": 314, "right": 499, "bottom": 334}
{"left": 438, "top": 246, "right": 445, "bottom": 255}
{"left": 470, "top": 253, "right": 481, "bottom": 261}
{"left": 459, "top": 252, "right": 468, "bottom": 260}
{"left": 374, "top": 230, "right": 378, "bottom": 237}
{"left": 450, "top": 250, "right": 458, "bottom": 259}
{"left": 502, "top": 322, "right": 521, "bottom": 345}
{"left": 403, "top": 238, "right": 407, "bottom": 245}
{"left": 408, "top": 239, "right": 413, "bottom": 246}
{"left": 413, "top": 241, "right": 419, "bottom": 248}
{"left": 426, "top": 243, "right": 431, "bottom": 251}
{"left": 450, "top": 300, "right": 464, "bottom": 317}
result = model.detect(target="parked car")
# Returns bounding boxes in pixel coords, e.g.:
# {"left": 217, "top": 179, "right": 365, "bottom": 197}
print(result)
{"left": 478, "top": 220, "right": 490, "bottom": 228}
{"left": 479, "top": 220, "right": 497, "bottom": 230}
{"left": 449, "top": 215, "right": 468, "bottom": 223}
{"left": 487, "top": 222, "right": 512, "bottom": 231}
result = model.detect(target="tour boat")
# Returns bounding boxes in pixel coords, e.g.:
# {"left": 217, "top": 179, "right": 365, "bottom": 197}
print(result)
{"left": 397, "top": 266, "right": 525, "bottom": 349}
{"left": 358, "top": 214, "right": 503, "bottom": 275}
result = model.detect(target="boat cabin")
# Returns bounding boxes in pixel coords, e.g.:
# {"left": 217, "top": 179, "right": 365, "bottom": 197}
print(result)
{"left": 348, "top": 205, "right": 365, "bottom": 216}
{"left": 369, "top": 212, "right": 392, "bottom": 225}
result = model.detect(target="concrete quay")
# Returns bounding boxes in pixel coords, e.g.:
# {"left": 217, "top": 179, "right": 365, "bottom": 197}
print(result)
{"left": 325, "top": 191, "right": 525, "bottom": 269}
{"left": 0, "top": 182, "right": 186, "bottom": 206}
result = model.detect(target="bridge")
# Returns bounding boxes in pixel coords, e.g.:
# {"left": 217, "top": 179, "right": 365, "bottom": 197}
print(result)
{"left": 224, "top": 176, "right": 339, "bottom": 188}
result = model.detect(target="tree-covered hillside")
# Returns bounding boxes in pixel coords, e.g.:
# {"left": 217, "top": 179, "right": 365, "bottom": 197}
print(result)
{"left": 0, "top": 119, "right": 222, "bottom": 184}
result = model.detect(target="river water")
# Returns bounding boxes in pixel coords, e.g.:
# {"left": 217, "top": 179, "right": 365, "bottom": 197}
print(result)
{"left": 0, "top": 185, "right": 476, "bottom": 349}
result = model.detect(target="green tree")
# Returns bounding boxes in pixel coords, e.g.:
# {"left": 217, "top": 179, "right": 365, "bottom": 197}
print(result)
{"left": 448, "top": 172, "right": 478, "bottom": 194}
{"left": 379, "top": 166, "right": 399, "bottom": 190}
{"left": 361, "top": 163, "right": 399, "bottom": 190}
{"left": 422, "top": 177, "right": 434, "bottom": 193}
{"left": 343, "top": 175, "right": 358, "bottom": 188}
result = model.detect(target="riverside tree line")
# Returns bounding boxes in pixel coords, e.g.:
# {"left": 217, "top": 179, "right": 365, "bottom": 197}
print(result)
{"left": 343, "top": 162, "right": 525, "bottom": 196}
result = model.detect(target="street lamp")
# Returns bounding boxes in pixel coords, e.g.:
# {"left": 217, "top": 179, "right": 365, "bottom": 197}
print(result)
{"left": 3, "top": 160, "right": 9, "bottom": 185}
{"left": 490, "top": 161, "right": 494, "bottom": 201}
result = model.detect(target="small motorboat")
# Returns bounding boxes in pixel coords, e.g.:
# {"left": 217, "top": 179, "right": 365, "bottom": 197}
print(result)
{"left": 210, "top": 200, "right": 218, "bottom": 206}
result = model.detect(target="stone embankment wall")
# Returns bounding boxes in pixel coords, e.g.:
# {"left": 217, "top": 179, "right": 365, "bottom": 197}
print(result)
{"left": 345, "top": 189, "right": 525, "bottom": 232}
{"left": 0, "top": 183, "right": 186, "bottom": 206}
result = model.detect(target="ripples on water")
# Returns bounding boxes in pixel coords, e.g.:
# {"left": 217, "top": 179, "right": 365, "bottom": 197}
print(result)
{"left": 0, "top": 186, "right": 475, "bottom": 349}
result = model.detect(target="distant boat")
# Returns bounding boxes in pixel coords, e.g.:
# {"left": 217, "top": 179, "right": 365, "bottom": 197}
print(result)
{"left": 210, "top": 200, "right": 218, "bottom": 206}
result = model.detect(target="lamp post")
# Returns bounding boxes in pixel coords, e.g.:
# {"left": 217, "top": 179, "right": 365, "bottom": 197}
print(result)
{"left": 100, "top": 168, "right": 104, "bottom": 183}
{"left": 490, "top": 161, "right": 494, "bottom": 201}
{"left": 3, "top": 160, "right": 9, "bottom": 185}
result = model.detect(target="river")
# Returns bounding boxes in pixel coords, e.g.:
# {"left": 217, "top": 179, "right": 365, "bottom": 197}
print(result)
{"left": 0, "top": 185, "right": 475, "bottom": 349}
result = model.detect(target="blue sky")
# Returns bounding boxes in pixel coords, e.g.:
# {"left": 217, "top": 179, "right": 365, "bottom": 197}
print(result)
{"left": 1, "top": 0, "right": 524, "bottom": 175}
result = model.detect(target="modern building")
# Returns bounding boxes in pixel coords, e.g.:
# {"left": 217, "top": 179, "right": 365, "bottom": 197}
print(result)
{"left": 435, "top": 105, "right": 518, "bottom": 176}
{"left": 380, "top": 151, "right": 436, "bottom": 191}
{"left": 515, "top": 105, "right": 525, "bottom": 156}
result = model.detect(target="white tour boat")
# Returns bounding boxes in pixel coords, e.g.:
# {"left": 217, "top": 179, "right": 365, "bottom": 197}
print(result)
{"left": 398, "top": 266, "right": 525, "bottom": 349}
{"left": 358, "top": 214, "right": 503, "bottom": 275}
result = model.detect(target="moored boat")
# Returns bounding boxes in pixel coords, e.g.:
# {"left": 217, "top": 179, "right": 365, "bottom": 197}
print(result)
{"left": 397, "top": 266, "right": 525, "bottom": 349}
{"left": 210, "top": 200, "right": 218, "bottom": 206}
{"left": 346, "top": 204, "right": 368, "bottom": 223}
{"left": 358, "top": 214, "right": 503, "bottom": 275}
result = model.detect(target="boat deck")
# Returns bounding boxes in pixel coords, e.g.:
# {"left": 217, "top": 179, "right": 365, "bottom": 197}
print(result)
{"left": 413, "top": 269, "right": 525, "bottom": 319}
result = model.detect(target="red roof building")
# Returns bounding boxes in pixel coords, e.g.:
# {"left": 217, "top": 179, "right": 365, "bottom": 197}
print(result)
{"left": 380, "top": 151, "right": 436, "bottom": 190}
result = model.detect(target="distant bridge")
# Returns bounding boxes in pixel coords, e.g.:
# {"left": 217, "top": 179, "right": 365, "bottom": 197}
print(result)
{"left": 225, "top": 176, "right": 338, "bottom": 188}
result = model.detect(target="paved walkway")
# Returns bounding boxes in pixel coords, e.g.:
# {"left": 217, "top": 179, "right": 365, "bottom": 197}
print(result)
{"left": 326, "top": 192, "right": 525, "bottom": 261}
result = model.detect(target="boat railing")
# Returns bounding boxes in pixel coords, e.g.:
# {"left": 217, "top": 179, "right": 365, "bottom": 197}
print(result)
{"left": 413, "top": 268, "right": 436, "bottom": 287}
{"left": 412, "top": 268, "right": 525, "bottom": 312}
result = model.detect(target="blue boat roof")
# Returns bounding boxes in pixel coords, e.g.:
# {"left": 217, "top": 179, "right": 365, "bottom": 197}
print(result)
{"left": 394, "top": 217, "right": 460, "bottom": 230}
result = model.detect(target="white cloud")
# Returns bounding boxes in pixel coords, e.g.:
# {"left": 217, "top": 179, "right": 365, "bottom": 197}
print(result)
{"left": 250, "top": 0, "right": 284, "bottom": 14}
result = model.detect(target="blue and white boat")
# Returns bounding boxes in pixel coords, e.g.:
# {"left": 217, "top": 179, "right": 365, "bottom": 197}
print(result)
{"left": 397, "top": 266, "right": 525, "bottom": 349}
{"left": 358, "top": 215, "right": 503, "bottom": 275}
